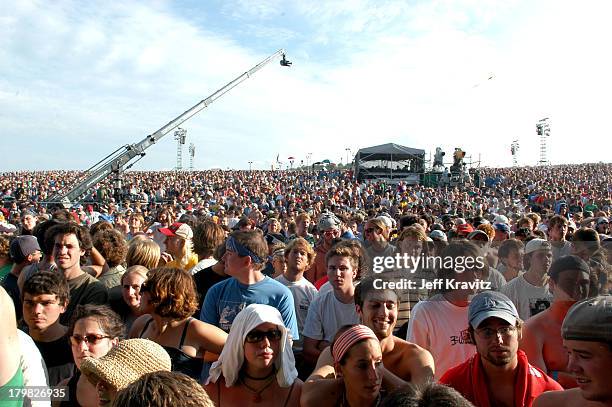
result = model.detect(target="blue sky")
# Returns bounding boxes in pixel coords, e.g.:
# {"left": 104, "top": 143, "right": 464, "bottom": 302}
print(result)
{"left": 1, "top": 0, "right": 611, "bottom": 171}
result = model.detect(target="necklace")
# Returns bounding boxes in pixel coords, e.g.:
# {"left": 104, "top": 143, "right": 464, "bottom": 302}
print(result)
{"left": 239, "top": 375, "right": 275, "bottom": 403}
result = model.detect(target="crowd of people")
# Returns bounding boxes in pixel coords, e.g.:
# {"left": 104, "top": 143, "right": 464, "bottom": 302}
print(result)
{"left": 1, "top": 163, "right": 611, "bottom": 407}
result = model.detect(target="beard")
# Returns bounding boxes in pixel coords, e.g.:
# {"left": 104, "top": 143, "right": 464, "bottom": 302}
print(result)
{"left": 482, "top": 348, "right": 514, "bottom": 366}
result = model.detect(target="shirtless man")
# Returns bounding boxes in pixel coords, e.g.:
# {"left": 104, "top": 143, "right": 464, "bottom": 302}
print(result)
{"left": 534, "top": 296, "right": 612, "bottom": 407}
{"left": 354, "top": 274, "right": 434, "bottom": 385}
{"left": 521, "top": 255, "right": 591, "bottom": 388}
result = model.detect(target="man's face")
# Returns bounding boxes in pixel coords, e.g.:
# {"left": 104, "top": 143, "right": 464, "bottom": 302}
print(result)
{"left": 22, "top": 214, "right": 37, "bottom": 230}
{"left": 505, "top": 248, "right": 524, "bottom": 270}
{"left": 322, "top": 228, "right": 340, "bottom": 244}
{"left": 222, "top": 248, "right": 248, "bottom": 276}
{"left": 364, "top": 222, "right": 385, "bottom": 243}
{"left": 23, "top": 293, "right": 65, "bottom": 332}
{"left": 285, "top": 246, "right": 309, "bottom": 274}
{"left": 327, "top": 255, "right": 356, "bottom": 291}
{"left": 473, "top": 317, "right": 519, "bottom": 367}
{"left": 53, "top": 233, "right": 84, "bottom": 273}
{"left": 549, "top": 223, "right": 568, "bottom": 241}
{"left": 357, "top": 290, "right": 398, "bottom": 340}
{"left": 551, "top": 269, "right": 590, "bottom": 302}
{"left": 529, "top": 250, "right": 552, "bottom": 274}
{"left": 565, "top": 339, "right": 612, "bottom": 403}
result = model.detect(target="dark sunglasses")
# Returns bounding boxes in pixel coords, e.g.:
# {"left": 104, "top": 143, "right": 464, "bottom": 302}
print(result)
{"left": 70, "top": 334, "right": 111, "bottom": 345}
{"left": 245, "top": 329, "right": 282, "bottom": 343}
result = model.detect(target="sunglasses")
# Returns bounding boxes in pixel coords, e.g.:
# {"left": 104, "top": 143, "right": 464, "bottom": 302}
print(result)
{"left": 245, "top": 329, "right": 282, "bottom": 343}
{"left": 70, "top": 334, "right": 112, "bottom": 345}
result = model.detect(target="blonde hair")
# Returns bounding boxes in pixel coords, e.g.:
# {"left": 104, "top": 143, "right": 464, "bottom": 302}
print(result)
{"left": 126, "top": 239, "right": 161, "bottom": 269}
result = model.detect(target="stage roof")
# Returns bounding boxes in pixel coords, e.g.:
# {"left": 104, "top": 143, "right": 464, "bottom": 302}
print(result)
{"left": 356, "top": 143, "right": 425, "bottom": 161}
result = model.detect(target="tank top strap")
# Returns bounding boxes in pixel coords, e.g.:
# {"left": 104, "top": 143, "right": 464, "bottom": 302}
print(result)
{"left": 139, "top": 316, "right": 154, "bottom": 338}
{"left": 178, "top": 317, "right": 192, "bottom": 348}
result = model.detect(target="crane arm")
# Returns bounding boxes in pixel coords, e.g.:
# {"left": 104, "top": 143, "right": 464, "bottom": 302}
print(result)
{"left": 54, "top": 49, "right": 290, "bottom": 205}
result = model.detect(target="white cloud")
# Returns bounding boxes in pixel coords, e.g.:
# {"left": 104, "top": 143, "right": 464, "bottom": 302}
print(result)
{"left": 0, "top": 0, "right": 610, "bottom": 172}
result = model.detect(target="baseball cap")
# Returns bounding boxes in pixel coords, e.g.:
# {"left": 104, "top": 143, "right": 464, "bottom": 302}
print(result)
{"left": 9, "top": 235, "right": 41, "bottom": 263}
{"left": 548, "top": 255, "right": 590, "bottom": 280}
{"left": 429, "top": 230, "right": 447, "bottom": 241}
{"left": 317, "top": 212, "right": 341, "bottom": 231}
{"left": 158, "top": 222, "right": 193, "bottom": 240}
{"left": 525, "top": 238, "right": 552, "bottom": 254}
{"left": 494, "top": 214, "right": 509, "bottom": 225}
{"left": 456, "top": 223, "right": 474, "bottom": 236}
{"left": 469, "top": 291, "right": 519, "bottom": 329}
{"left": 597, "top": 217, "right": 609, "bottom": 225}
{"left": 494, "top": 223, "right": 511, "bottom": 233}
{"left": 467, "top": 230, "right": 489, "bottom": 241}
{"left": 562, "top": 295, "right": 612, "bottom": 342}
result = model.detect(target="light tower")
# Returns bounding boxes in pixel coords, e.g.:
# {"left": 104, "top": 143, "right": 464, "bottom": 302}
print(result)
{"left": 536, "top": 118, "right": 551, "bottom": 166}
{"left": 511, "top": 139, "right": 519, "bottom": 167}
{"left": 174, "top": 128, "right": 187, "bottom": 171}
{"left": 188, "top": 143, "right": 195, "bottom": 172}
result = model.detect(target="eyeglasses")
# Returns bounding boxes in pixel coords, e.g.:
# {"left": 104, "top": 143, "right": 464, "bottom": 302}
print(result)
{"left": 365, "top": 228, "right": 379, "bottom": 234}
{"left": 70, "top": 334, "right": 112, "bottom": 346}
{"left": 475, "top": 325, "right": 517, "bottom": 340}
{"left": 245, "top": 329, "right": 282, "bottom": 343}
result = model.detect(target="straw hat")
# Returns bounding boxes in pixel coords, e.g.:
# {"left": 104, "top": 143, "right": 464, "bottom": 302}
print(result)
{"left": 81, "top": 339, "right": 171, "bottom": 391}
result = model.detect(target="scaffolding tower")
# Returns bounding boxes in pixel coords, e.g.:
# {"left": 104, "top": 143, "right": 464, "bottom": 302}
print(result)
{"left": 511, "top": 139, "right": 519, "bottom": 167}
{"left": 536, "top": 118, "right": 551, "bottom": 165}
{"left": 189, "top": 143, "right": 195, "bottom": 172}
{"left": 174, "top": 128, "right": 187, "bottom": 170}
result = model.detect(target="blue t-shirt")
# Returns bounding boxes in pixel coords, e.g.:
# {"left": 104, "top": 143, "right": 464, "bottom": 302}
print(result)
{"left": 199, "top": 276, "right": 299, "bottom": 340}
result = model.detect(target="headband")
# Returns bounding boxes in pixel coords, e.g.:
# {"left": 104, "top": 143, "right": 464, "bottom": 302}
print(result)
{"left": 226, "top": 235, "right": 264, "bottom": 264}
{"left": 332, "top": 325, "right": 378, "bottom": 363}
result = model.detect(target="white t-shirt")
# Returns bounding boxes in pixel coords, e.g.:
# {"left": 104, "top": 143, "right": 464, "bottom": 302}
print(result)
{"left": 18, "top": 330, "right": 51, "bottom": 407}
{"left": 406, "top": 294, "right": 476, "bottom": 380}
{"left": 500, "top": 274, "right": 552, "bottom": 321}
{"left": 487, "top": 267, "right": 507, "bottom": 291}
{"left": 275, "top": 274, "right": 319, "bottom": 352}
{"left": 303, "top": 290, "right": 359, "bottom": 343}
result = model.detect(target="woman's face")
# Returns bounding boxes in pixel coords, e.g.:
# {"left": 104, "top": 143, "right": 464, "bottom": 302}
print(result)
{"left": 243, "top": 322, "right": 281, "bottom": 372}
{"left": 338, "top": 339, "right": 383, "bottom": 403}
{"left": 71, "top": 317, "right": 117, "bottom": 369}
{"left": 122, "top": 272, "right": 146, "bottom": 310}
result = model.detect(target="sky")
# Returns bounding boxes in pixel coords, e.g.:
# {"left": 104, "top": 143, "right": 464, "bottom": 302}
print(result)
{"left": 1, "top": 0, "right": 611, "bottom": 171}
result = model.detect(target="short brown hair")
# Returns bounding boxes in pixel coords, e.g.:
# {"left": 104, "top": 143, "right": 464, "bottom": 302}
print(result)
{"left": 498, "top": 239, "right": 524, "bottom": 259}
{"left": 113, "top": 371, "right": 214, "bottom": 407}
{"left": 549, "top": 215, "right": 569, "bottom": 229}
{"left": 145, "top": 268, "right": 198, "bottom": 320}
{"left": 22, "top": 270, "right": 70, "bottom": 306}
{"left": 231, "top": 230, "right": 268, "bottom": 271}
{"left": 325, "top": 239, "right": 367, "bottom": 280}
{"left": 193, "top": 221, "right": 225, "bottom": 258}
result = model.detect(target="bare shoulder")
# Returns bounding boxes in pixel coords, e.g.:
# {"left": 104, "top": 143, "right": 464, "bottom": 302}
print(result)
{"left": 128, "top": 314, "right": 152, "bottom": 338}
{"left": 534, "top": 388, "right": 583, "bottom": 407}
{"left": 394, "top": 336, "right": 434, "bottom": 360}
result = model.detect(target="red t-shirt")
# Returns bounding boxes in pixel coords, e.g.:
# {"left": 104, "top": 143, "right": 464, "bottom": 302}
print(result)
{"left": 440, "top": 350, "right": 562, "bottom": 407}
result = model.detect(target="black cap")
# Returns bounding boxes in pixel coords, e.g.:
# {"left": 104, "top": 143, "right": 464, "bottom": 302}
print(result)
{"left": 548, "top": 255, "right": 590, "bottom": 279}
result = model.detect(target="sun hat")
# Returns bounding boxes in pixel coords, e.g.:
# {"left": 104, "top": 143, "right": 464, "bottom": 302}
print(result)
{"left": 80, "top": 339, "right": 171, "bottom": 391}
